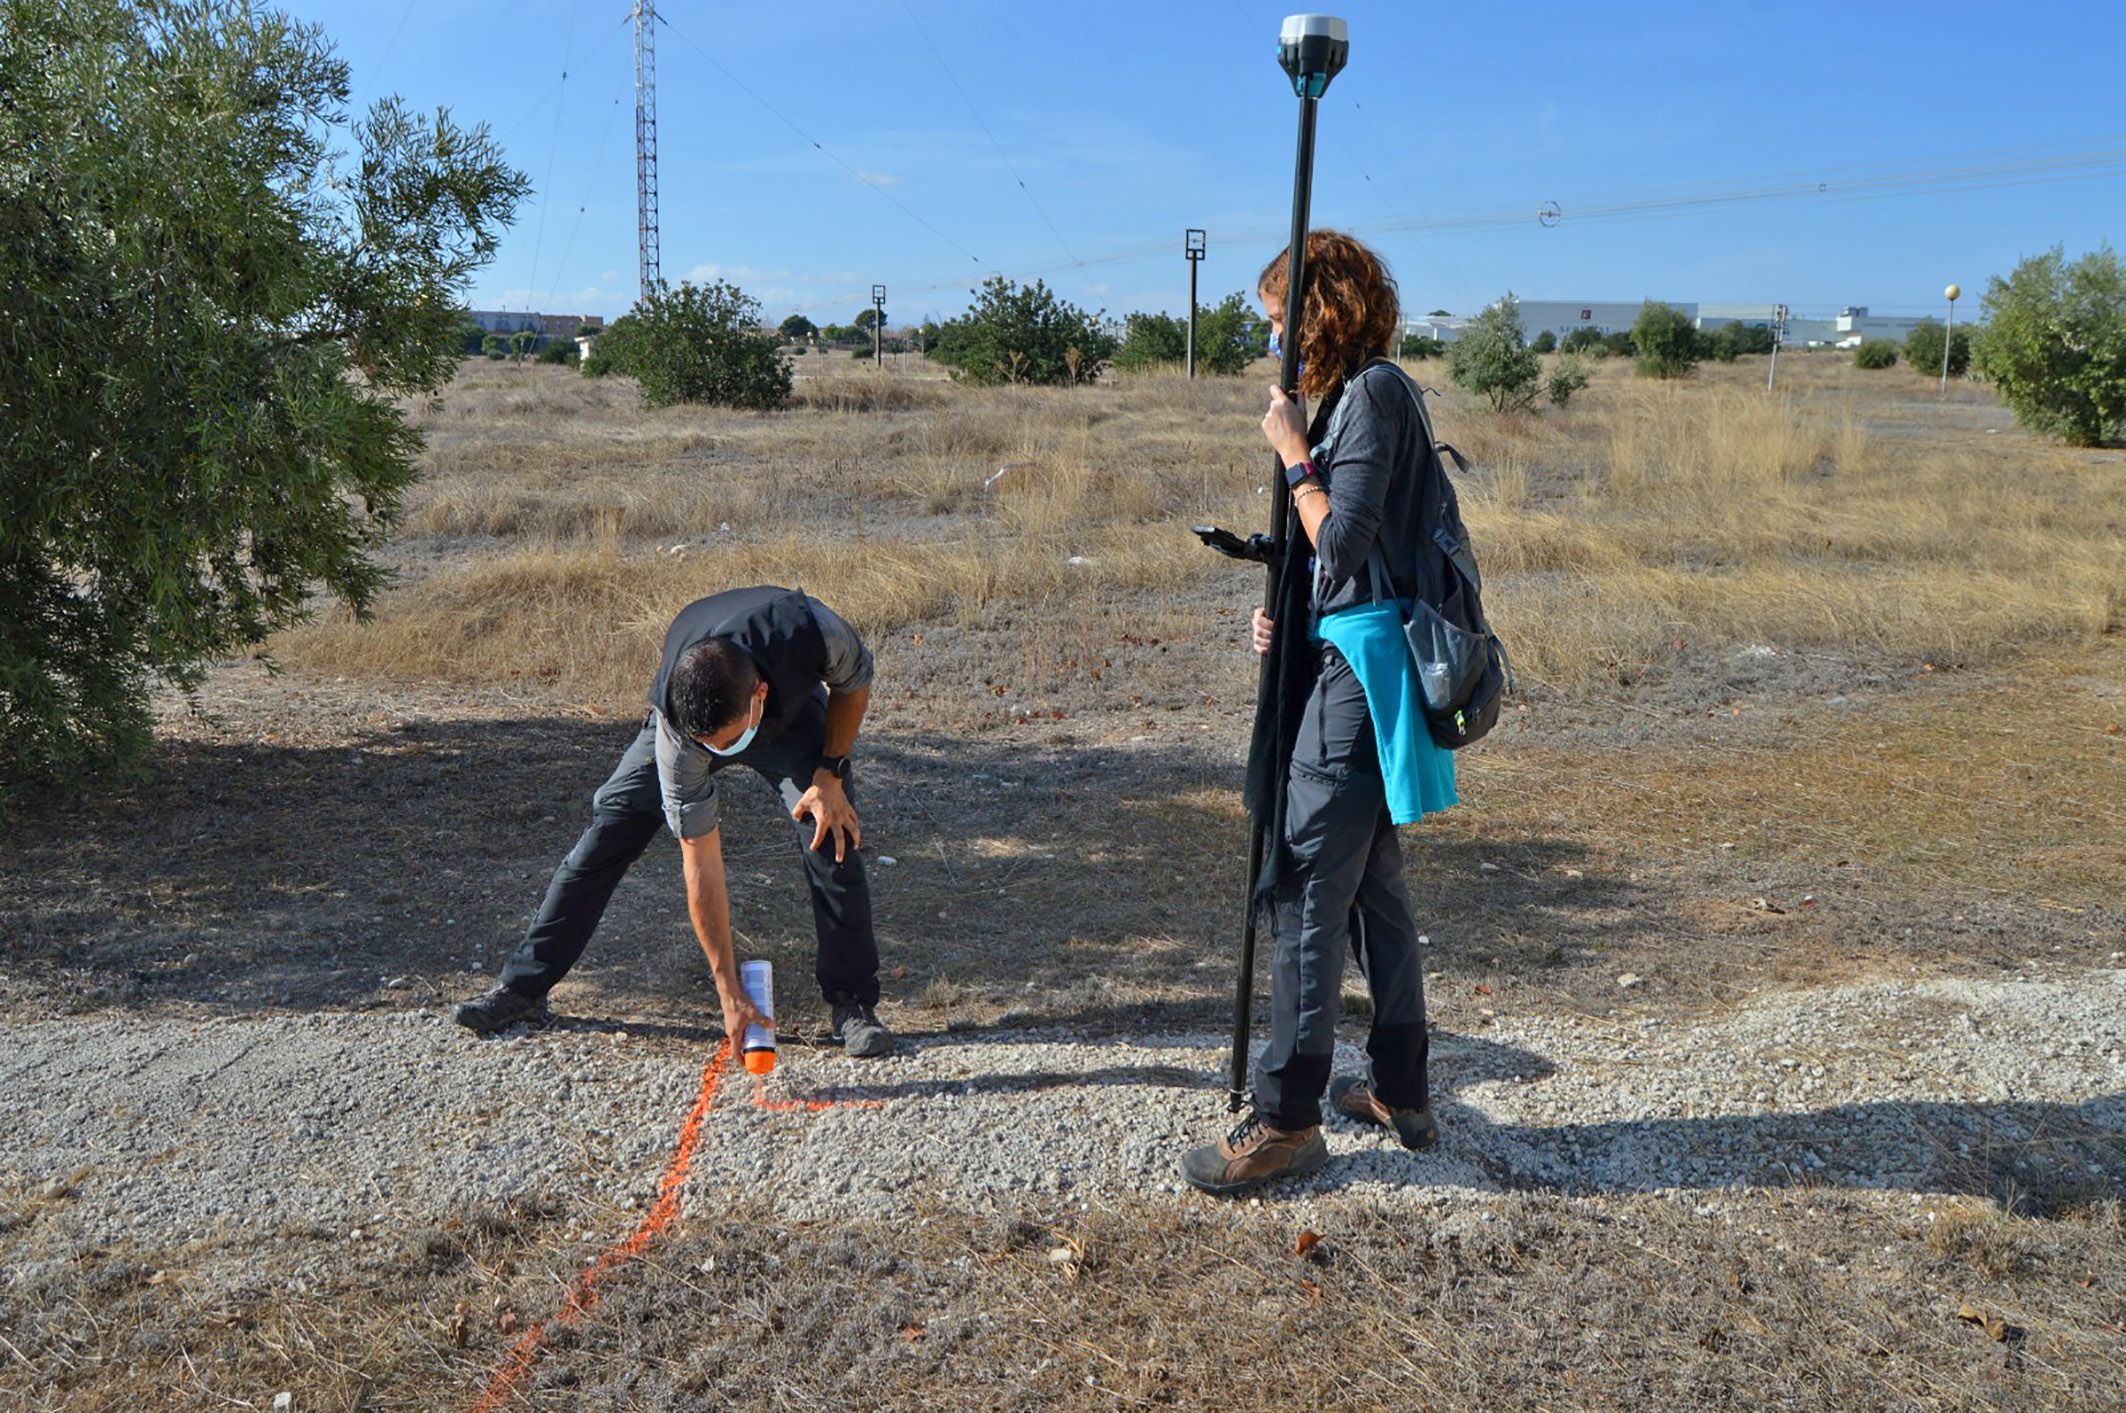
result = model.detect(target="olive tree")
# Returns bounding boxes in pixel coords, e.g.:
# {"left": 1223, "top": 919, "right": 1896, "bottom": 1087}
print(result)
{"left": 0, "top": 0, "right": 527, "bottom": 797}
{"left": 1633, "top": 301, "right": 1701, "bottom": 379}
{"left": 1447, "top": 294, "right": 1541, "bottom": 413}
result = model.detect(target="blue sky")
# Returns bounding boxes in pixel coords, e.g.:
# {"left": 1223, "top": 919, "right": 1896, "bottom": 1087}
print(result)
{"left": 298, "top": 0, "right": 2125, "bottom": 326}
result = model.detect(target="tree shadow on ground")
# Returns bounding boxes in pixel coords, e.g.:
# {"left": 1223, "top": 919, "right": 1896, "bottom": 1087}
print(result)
{"left": 2, "top": 714, "right": 1659, "bottom": 1031}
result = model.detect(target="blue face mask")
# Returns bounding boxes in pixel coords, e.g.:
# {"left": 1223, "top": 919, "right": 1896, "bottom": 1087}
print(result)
{"left": 1268, "top": 329, "right": 1304, "bottom": 377}
{"left": 706, "top": 694, "right": 762, "bottom": 757}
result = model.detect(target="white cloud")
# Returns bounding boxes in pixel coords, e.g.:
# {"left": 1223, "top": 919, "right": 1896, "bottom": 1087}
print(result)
{"left": 685, "top": 262, "right": 783, "bottom": 283}
{"left": 851, "top": 169, "right": 901, "bottom": 188}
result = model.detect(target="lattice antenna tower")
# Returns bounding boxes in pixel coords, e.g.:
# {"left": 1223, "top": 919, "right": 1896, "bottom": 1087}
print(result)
{"left": 632, "top": 1, "right": 661, "bottom": 302}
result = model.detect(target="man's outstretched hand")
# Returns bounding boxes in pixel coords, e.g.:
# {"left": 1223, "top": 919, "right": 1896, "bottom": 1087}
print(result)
{"left": 792, "top": 774, "right": 862, "bottom": 863}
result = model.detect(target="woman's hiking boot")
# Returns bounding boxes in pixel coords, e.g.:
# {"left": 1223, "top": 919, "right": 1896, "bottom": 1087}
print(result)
{"left": 1180, "top": 1113, "right": 1328, "bottom": 1195}
{"left": 1330, "top": 1075, "right": 1438, "bottom": 1151}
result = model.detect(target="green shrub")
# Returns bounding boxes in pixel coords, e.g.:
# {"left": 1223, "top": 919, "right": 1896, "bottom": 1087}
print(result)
{"left": 1904, "top": 318, "right": 1972, "bottom": 380}
{"left": 481, "top": 333, "right": 507, "bottom": 360}
{"left": 1697, "top": 324, "right": 1741, "bottom": 362}
{"left": 1547, "top": 353, "right": 1592, "bottom": 407}
{"left": 1633, "top": 301, "right": 1700, "bottom": 379}
{"left": 925, "top": 277, "right": 1115, "bottom": 386}
{"left": 1602, "top": 330, "right": 1637, "bottom": 358}
{"left": 1530, "top": 329, "right": 1557, "bottom": 354}
{"left": 1447, "top": 294, "right": 1542, "bottom": 413}
{"left": 778, "top": 313, "right": 817, "bottom": 340}
{"left": 534, "top": 340, "right": 576, "bottom": 366}
{"left": 580, "top": 314, "right": 641, "bottom": 377}
{"left": 0, "top": 0, "right": 525, "bottom": 799}
{"left": 1195, "top": 292, "right": 1269, "bottom": 374}
{"left": 1726, "top": 322, "right": 1777, "bottom": 356}
{"left": 1854, "top": 339, "right": 1899, "bottom": 370}
{"left": 621, "top": 281, "right": 790, "bottom": 408}
{"left": 1398, "top": 334, "right": 1446, "bottom": 360}
{"left": 1112, "top": 311, "right": 1187, "bottom": 372}
{"left": 1560, "top": 327, "right": 1608, "bottom": 356}
{"left": 1976, "top": 245, "right": 2126, "bottom": 444}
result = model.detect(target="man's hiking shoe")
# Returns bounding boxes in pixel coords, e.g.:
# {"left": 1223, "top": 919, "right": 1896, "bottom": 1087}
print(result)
{"left": 1330, "top": 1075, "right": 1438, "bottom": 1151}
{"left": 831, "top": 1002, "right": 893, "bottom": 1058}
{"left": 1180, "top": 1114, "right": 1328, "bottom": 1196}
{"left": 451, "top": 985, "right": 550, "bottom": 1035}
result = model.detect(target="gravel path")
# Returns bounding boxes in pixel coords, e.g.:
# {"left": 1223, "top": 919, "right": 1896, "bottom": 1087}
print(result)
{"left": 7, "top": 970, "right": 2122, "bottom": 1272}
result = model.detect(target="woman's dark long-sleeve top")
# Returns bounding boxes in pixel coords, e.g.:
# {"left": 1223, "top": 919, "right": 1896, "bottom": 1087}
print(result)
{"left": 1306, "top": 362, "right": 1435, "bottom": 616}
{"left": 1245, "top": 358, "right": 1438, "bottom": 835}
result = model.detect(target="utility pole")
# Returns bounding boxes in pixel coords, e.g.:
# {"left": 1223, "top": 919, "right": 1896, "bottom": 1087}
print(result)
{"left": 1767, "top": 302, "right": 1788, "bottom": 392}
{"left": 1184, "top": 228, "right": 1207, "bottom": 378}
{"left": 631, "top": 2, "right": 660, "bottom": 302}
{"left": 1941, "top": 283, "right": 1960, "bottom": 396}
{"left": 871, "top": 284, "right": 886, "bottom": 369}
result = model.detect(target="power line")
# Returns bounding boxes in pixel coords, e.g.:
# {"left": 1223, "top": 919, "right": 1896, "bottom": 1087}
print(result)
{"left": 542, "top": 93, "right": 627, "bottom": 315}
{"left": 367, "top": 0, "right": 421, "bottom": 89}
{"left": 494, "top": 13, "right": 629, "bottom": 146}
{"left": 655, "top": 11, "right": 998, "bottom": 279}
{"left": 792, "top": 139, "right": 2126, "bottom": 315}
{"left": 523, "top": 0, "right": 581, "bottom": 313}
{"left": 895, "top": 0, "right": 1082, "bottom": 270}
{"left": 1348, "top": 96, "right": 1479, "bottom": 309}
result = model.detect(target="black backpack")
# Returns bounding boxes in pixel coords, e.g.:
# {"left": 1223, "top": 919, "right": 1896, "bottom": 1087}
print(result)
{"left": 1325, "top": 361, "right": 1512, "bottom": 750}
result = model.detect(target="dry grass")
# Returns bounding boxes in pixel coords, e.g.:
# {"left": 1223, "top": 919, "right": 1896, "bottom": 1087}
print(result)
{"left": 17, "top": 1191, "right": 2123, "bottom": 1409}
{"left": 276, "top": 356, "right": 2125, "bottom": 717}
{"left": 1450, "top": 360, "right": 2124, "bottom": 689}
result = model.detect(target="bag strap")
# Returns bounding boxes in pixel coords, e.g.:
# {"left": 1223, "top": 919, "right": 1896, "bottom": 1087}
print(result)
{"left": 1365, "top": 543, "right": 1394, "bottom": 606}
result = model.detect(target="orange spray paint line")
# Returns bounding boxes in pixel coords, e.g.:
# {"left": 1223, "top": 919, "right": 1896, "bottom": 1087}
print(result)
{"left": 739, "top": 958, "right": 776, "bottom": 1075}
{"left": 468, "top": 1039, "right": 732, "bottom": 1412}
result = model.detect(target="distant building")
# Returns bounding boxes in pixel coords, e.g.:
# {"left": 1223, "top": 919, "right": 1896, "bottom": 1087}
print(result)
{"left": 1404, "top": 297, "right": 1904, "bottom": 349}
{"left": 1515, "top": 300, "right": 1696, "bottom": 340}
{"left": 469, "top": 310, "right": 606, "bottom": 341}
{"left": 1833, "top": 306, "right": 1926, "bottom": 346}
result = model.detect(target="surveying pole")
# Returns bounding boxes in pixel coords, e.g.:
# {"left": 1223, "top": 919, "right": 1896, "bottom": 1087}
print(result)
{"left": 1227, "top": 14, "right": 1349, "bottom": 1115}
{"left": 1184, "top": 228, "right": 1207, "bottom": 378}
{"left": 872, "top": 284, "right": 886, "bottom": 369}
{"left": 1767, "top": 303, "right": 1788, "bottom": 392}
{"left": 1941, "top": 283, "right": 1960, "bottom": 396}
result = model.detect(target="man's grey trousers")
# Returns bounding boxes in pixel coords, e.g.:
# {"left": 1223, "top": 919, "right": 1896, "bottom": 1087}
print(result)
{"left": 499, "top": 701, "right": 880, "bottom": 1006}
{"left": 1252, "top": 644, "right": 1431, "bottom": 1130}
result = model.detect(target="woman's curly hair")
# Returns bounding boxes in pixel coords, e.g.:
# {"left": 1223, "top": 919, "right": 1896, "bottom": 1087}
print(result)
{"left": 1257, "top": 229, "right": 1400, "bottom": 400}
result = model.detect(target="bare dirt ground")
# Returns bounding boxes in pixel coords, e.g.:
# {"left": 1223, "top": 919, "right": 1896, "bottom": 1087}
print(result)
{"left": 3, "top": 356, "right": 2123, "bottom": 1408}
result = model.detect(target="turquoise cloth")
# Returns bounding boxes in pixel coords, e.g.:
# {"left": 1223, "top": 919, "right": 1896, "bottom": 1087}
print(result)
{"left": 1315, "top": 603, "right": 1458, "bottom": 824}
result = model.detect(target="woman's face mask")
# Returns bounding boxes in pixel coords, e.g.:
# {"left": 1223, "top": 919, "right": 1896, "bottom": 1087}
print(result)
{"left": 1267, "top": 328, "right": 1304, "bottom": 378}
{"left": 705, "top": 692, "right": 763, "bottom": 757}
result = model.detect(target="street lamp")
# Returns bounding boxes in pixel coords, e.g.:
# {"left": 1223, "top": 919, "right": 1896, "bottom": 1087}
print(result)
{"left": 1184, "top": 228, "right": 1207, "bottom": 378}
{"left": 1941, "top": 283, "right": 1960, "bottom": 396}
{"left": 871, "top": 284, "right": 886, "bottom": 369}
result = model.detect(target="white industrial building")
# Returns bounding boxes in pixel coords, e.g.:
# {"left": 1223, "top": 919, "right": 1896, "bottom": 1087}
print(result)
{"left": 1832, "top": 306, "right": 1927, "bottom": 346}
{"left": 1406, "top": 297, "right": 1903, "bottom": 348}
{"left": 1517, "top": 300, "right": 1695, "bottom": 339}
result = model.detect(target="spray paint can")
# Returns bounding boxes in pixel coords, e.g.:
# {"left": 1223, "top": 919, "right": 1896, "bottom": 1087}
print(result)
{"left": 739, "top": 958, "right": 776, "bottom": 1075}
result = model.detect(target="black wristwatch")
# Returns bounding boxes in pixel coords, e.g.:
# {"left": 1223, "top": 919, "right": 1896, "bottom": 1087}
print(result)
{"left": 1283, "top": 459, "right": 1318, "bottom": 491}
{"left": 816, "top": 753, "right": 851, "bottom": 781}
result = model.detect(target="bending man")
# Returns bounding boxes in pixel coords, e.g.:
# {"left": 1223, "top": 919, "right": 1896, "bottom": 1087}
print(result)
{"left": 454, "top": 584, "right": 892, "bottom": 1057}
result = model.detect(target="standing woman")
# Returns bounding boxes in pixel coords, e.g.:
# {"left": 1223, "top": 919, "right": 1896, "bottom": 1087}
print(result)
{"left": 1183, "top": 231, "right": 1459, "bottom": 1195}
